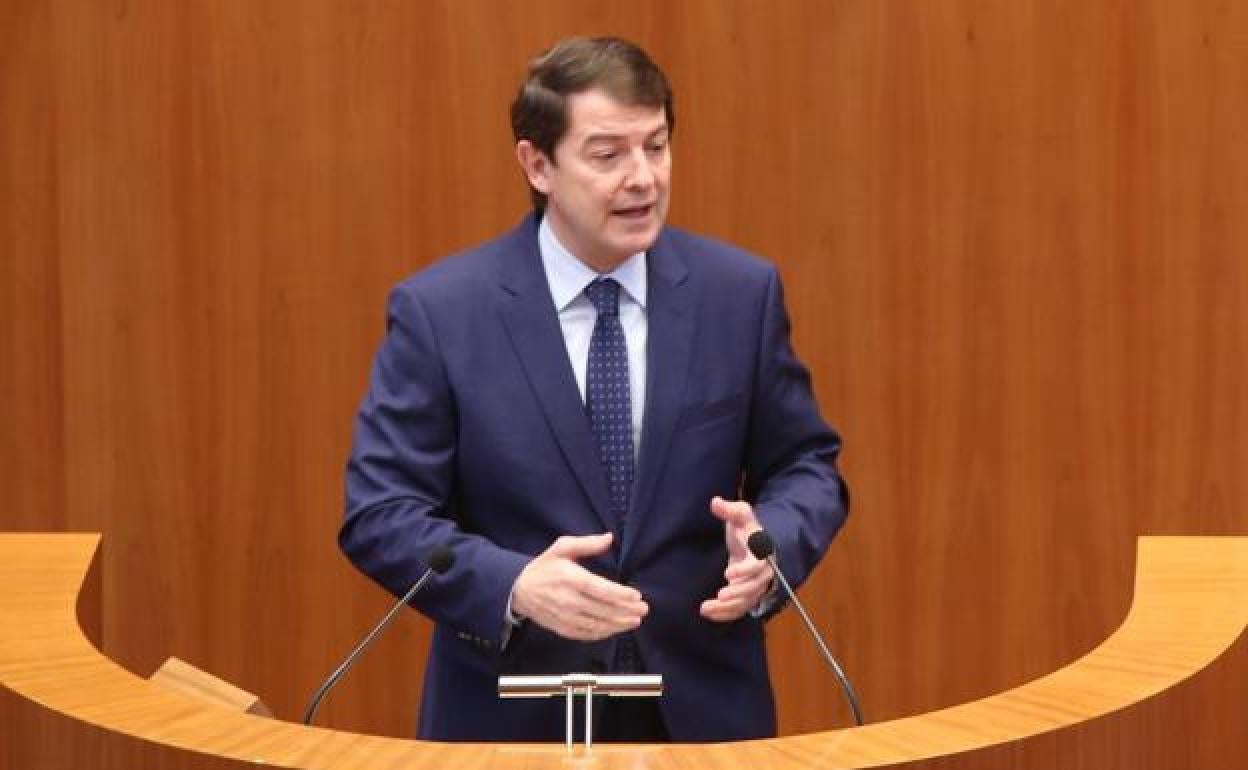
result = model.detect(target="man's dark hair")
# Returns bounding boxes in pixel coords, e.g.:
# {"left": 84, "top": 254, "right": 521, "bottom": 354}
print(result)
{"left": 511, "top": 37, "right": 675, "bottom": 209}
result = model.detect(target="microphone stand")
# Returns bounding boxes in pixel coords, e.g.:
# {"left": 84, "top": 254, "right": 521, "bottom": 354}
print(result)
{"left": 303, "top": 563, "right": 442, "bottom": 726}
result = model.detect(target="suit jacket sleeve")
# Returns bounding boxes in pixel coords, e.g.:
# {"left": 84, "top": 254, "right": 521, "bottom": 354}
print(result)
{"left": 340, "top": 285, "right": 530, "bottom": 647}
{"left": 744, "top": 266, "right": 849, "bottom": 608}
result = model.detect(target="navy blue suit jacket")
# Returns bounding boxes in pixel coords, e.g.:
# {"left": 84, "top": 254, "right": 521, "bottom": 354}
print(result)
{"left": 341, "top": 213, "right": 847, "bottom": 742}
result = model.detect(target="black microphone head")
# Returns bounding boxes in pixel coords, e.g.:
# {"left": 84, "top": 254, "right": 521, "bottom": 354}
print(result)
{"left": 747, "top": 530, "right": 776, "bottom": 560}
{"left": 427, "top": 546, "right": 455, "bottom": 574}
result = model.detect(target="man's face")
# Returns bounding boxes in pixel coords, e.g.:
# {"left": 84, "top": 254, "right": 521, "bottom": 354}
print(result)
{"left": 518, "top": 88, "right": 671, "bottom": 272}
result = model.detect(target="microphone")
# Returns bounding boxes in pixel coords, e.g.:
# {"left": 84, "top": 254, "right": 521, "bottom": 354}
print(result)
{"left": 748, "top": 530, "right": 864, "bottom": 726}
{"left": 302, "top": 546, "right": 455, "bottom": 725}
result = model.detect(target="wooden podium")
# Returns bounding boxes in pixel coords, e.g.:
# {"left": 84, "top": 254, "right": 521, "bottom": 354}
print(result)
{"left": 1, "top": 533, "right": 1245, "bottom": 769}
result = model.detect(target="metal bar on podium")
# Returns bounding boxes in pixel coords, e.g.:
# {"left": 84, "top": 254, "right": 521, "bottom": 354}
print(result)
{"left": 499, "top": 673, "right": 663, "bottom": 752}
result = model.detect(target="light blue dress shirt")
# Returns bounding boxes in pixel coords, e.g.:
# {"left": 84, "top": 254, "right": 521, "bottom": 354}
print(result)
{"left": 538, "top": 216, "right": 647, "bottom": 455}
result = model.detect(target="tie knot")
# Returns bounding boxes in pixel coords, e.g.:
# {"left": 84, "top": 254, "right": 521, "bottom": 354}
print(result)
{"left": 585, "top": 278, "right": 621, "bottom": 318}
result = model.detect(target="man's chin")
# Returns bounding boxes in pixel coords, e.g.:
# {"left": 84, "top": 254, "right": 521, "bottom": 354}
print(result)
{"left": 612, "top": 237, "right": 658, "bottom": 260}
{"left": 609, "top": 221, "right": 662, "bottom": 255}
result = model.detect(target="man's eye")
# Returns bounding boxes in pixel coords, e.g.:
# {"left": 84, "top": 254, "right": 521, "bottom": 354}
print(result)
{"left": 646, "top": 142, "right": 668, "bottom": 154}
{"left": 593, "top": 151, "right": 618, "bottom": 162}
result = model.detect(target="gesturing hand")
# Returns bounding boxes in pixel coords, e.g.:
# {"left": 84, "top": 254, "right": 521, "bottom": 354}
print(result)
{"left": 511, "top": 532, "right": 649, "bottom": 641}
{"left": 699, "top": 496, "right": 774, "bottom": 622}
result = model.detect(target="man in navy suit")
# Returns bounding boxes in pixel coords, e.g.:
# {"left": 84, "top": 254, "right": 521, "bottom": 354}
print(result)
{"left": 341, "top": 37, "right": 848, "bottom": 742}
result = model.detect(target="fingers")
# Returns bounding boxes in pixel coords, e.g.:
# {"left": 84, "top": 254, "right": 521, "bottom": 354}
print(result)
{"left": 548, "top": 532, "right": 615, "bottom": 560}
{"left": 563, "top": 604, "right": 647, "bottom": 641}
{"left": 725, "top": 554, "right": 771, "bottom": 583}
{"left": 699, "top": 598, "right": 745, "bottom": 622}
{"left": 547, "top": 580, "right": 648, "bottom": 640}
{"left": 580, "top": 570, "right": 646, "bottom": 608}
{"left": 700, "top": 555, "right": 774, "bottom": 623}
{"left": 700, "top": 591, "right": 761, "bottom": 622}
{"left": 546, "top": 532, "right": 645, "bottom": 612}
{"left": 713, "top": 569, "right": 772, "bottom": 603}
{"left": 514, "top": 578, "right": 646, "bottom": 640}
{"left": 709, "top": 496, "right": 758, "bottom": 529}
{"left": 699, "top": 583, "right": 766, "bottom": 622}
{"left": 512, "top": 533, "right": 648, "bottom": 641}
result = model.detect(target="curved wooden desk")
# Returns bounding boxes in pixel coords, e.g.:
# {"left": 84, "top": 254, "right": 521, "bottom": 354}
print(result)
{"left": 1, "top": 533, "right": 1245, "bottom": 768}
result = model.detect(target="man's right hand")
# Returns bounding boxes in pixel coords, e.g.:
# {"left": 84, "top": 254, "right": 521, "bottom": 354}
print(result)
{"left": 511, "top": 533, "right": 648, "bottom": 641}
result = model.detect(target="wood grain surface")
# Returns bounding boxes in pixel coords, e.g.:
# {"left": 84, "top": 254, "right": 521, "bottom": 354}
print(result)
{"left": 2, "top": 1, "right": 1246, "bottom": 760}
{"left": 3, "top": 533, "right": 1245, "bottom": 769}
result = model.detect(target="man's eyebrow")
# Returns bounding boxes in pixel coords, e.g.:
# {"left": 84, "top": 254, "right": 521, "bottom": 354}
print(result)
{"left": 580, "top": 130, "right": 669, "bottom": 148}
{"left": 580, "top": 123, "right": 670, "bottom": 144}
{"left": 582, "top": 132, "right": 627, "bottom": 144}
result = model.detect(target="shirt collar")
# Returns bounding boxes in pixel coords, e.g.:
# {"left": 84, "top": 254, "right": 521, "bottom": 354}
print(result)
{"left": 539, "top": 215, "right": 647, "bottom": 311}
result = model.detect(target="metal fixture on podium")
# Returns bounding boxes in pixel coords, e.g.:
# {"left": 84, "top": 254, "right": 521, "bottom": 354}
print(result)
{"left": 498, "top": 673, "right": 663, "bottom": 752}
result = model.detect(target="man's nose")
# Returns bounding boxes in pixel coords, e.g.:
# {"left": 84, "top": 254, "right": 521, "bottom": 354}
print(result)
{"left": 624, "top": 148, "right": 656, "bottom": 190}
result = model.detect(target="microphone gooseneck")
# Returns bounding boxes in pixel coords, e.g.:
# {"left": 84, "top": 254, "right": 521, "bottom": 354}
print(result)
{"left": 747, "top": 530, "right": 865, "bottom": 726}
{"left": 302, "top": 546, "right": 455, "bottom": 726}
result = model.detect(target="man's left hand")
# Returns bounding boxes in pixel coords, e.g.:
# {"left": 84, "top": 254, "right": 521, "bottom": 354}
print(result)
{"left": 700, "top": 496, "right": 774, "bottom": 622}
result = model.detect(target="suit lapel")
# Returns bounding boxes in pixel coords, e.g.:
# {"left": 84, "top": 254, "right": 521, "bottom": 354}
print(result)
{"left": 496, "top": 217, "right": 616, "bottom": 531}
{"left": 624, "top": 232, "right": 695, "bottom": 561}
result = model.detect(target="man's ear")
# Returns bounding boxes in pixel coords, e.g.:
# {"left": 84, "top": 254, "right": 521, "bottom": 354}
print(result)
{"left": 515, "top": 140, "right": 553, "bottom": 195}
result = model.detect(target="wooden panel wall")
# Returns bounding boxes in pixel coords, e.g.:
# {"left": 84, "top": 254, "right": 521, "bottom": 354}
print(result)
{"left": 3, "top": 0, "right": 1245, "bottom": 760}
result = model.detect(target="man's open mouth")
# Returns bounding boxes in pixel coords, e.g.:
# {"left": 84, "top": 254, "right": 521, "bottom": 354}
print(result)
{"left": 613, "top": 204, "right": 653, "bottom": 219}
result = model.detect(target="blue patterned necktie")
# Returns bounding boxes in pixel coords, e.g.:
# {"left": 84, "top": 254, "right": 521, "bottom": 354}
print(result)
{"left": 586, "top": 278, "right": 645, "bottom": 674}
{"left": 585, "top": 278, "right": 635, "bottom": 525}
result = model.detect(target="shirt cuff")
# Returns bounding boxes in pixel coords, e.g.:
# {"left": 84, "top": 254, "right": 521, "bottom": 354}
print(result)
{"left": 501, "top": 587, "right": 525, "bottom": 649}
{"left": 749, "top": 577, "right": 782, "bottom": 619}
